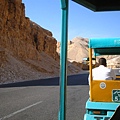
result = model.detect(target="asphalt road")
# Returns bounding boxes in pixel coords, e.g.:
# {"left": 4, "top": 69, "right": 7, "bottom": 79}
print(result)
{"left": 0, "top": 73, "right": 89, "bottom": 120}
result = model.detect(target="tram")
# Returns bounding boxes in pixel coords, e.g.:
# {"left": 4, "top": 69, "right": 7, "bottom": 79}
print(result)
{"left": 84, "top": 38, "right": 120, "bottom": 120}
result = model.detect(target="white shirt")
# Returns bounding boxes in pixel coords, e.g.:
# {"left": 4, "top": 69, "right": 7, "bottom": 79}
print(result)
{"left": 89, "top": 65, "right": 116, "bottom": 81}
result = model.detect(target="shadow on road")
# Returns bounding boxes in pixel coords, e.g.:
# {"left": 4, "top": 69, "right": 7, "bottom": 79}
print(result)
{"left": 0, "top": 73, "right": 89, "bottom": 88}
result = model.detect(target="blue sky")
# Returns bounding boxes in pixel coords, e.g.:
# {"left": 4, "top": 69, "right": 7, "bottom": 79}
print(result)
{"left": 22, "top": 0, "right": 120, "bottom": 41}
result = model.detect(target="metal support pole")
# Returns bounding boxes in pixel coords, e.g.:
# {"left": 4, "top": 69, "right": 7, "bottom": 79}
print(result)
{"left": 89, "top": 48, "right": 92, "bottom": 101}
{"left": 59, "top": 0, "right": 69, "bottom": 120}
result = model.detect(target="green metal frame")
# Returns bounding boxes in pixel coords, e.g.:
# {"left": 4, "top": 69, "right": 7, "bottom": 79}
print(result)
{"left": 59, "top": 0, "right": 69, "bottom": 120}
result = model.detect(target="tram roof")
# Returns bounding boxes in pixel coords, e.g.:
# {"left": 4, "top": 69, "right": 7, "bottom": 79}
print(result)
{"left": 72, "top": 0, "right": 120, "bottom": 11}
{"left": 89, "top": 38, "right": 120, "bottom": 56}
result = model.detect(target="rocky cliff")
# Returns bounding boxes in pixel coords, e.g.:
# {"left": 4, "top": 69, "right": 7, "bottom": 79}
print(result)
{"left": 0, "top": 0, "right": 59, "bottom": 60}
{"left": 0, "top": 0, "right": 82, "bottom": 84}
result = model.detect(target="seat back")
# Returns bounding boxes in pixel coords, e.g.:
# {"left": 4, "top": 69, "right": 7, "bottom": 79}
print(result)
{"left": 90, "top": 80, "right": 120, "bottom": 102}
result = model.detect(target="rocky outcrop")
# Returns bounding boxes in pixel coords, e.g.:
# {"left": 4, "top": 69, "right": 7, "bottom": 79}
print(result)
{"left": 0, "top": 0, "right": 59, "bottom": 60}
{"left": 0, "top": 0, "right": 83, "bottom": 84}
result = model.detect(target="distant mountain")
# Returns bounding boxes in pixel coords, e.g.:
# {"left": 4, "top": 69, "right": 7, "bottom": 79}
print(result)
{"left": 57, "top": 37, "right": 89, "bottom": 62}
{"left": 57, "top": 37, "right": 120, "bottom": 69}
{"left": 67, "top": 37, "right": 89, "bottom": 62}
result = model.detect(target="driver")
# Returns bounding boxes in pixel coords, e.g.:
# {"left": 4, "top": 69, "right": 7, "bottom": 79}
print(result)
{"left": 88, "top": 57, "right": 116, "bottom": 83}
